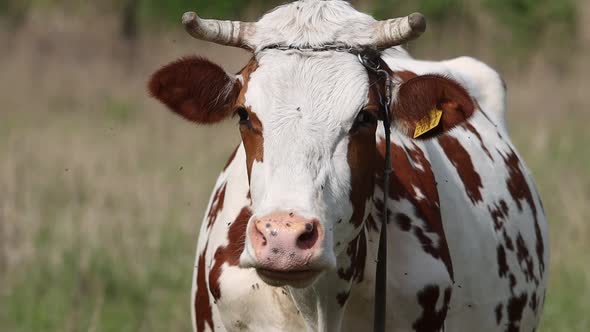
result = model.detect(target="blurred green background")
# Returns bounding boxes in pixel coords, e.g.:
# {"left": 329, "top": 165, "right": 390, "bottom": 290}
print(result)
{"left": 0, "top": 0, "right": 588, "bottom": 331}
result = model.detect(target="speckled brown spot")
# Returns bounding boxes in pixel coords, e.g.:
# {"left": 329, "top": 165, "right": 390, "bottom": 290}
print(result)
{"left": 209, "top": 207, "right": 252, "bottom": 300}
{"left": 438, "top": 135, "right": 483, "bottom": 204}
{"left": 412, "top": 285, "right": 452, "bottom": 332}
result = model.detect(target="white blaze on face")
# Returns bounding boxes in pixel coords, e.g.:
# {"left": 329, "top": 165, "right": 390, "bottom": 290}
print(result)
{"left": 243, "top": 51, "right": 371, "bottom": 260}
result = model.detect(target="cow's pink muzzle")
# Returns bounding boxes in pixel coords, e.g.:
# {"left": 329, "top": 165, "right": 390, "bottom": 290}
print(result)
{"left": 248, "top": 212, "right": 324, "bottom": 286}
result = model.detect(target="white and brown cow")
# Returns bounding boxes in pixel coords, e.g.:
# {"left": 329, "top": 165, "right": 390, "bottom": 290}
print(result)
{"left": 148, "top": 1, "right": 548, "bottom": 331}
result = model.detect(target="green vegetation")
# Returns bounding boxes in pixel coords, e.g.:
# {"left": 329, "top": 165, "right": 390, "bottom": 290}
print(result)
{"left": 0, "top": 0, "right": 580, "bottom": 56}
{"left": 0, "top": 106, "right": 237, "bottom": 332}
{"left": 373, "top": 0, "right": 578, "bottom": 56}
{"left": 139, "top": 0, "right": 253, "bottom": 22}
{"left": 484, "top": 0, "right": 577, "bottom": 50}
{"left": 509, "top": 111, "right": 590, "bottom": 331}
{"left": 373, "top": 0, "right": 469, "bottom": 22}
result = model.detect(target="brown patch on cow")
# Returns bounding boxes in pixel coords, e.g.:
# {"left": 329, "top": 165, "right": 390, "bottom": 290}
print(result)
{"left": 515, "top": 233, "right": 538, "bottom": 285}
{"left": 240, "top": 111, "right": 264, "bottom": 179}
{"left": 503, "top": 149, "right": 545, "bottom": 275}
{"left": 149, "top": 56, "right": 240, "bottom": 124}
{"left": 347, "top": 109, "right": 378, "bottom": 227}
{"left": 395, "top": 213, "right": 412, "bottom": 232}
{"left": 530, "top": 292, "right": 538, "bottom": 314}
{"left": 392, "top": 74, "right": 475, "bottom": 139}
{"left": 337, "top": 229, "right": 367, "bottom": 283}
{"left": 224, "top": 144, "right": 240, "bottom": 170}
{"left": 236, "top": 58, "right": 259, "bottom": 106}
{"left": 504, "top": 151, "right": 536, "bottom": 213}
{"left": 497, "top": 244, "right": 509, "bottom": 278}
{"left": 195, "top": 244, "right": 215, "bottom": 332}
{"left": 495, "top": 303, "right": 504, "bottom": 325}
{"left": 503, "top": 230, "right": 515, "bottom": 251}
{"left": 233, "top": 59, "right": 264, "bottom": 180}
{"left": 438, "top": 135, "right": 484, "bottom": 204}
{"left": 209, "top": 207, "right": 253, "bottom": 300}
{"left": 509, "top": 273, "right": 517, "bottom": 294}
{"left": 376, "top": 140, "right": 454, "bottom": 279}
{"left": 463, "top": 122, "right": 494, "bottom": 161}
{"left": 506, "top": 293, "right": 528, "bottom": 332}
{"left": 489, "top": 199, "right": 509, "bottom": 231}
{"left": 346, "top": 71, "right": 383, "bottom": 228}
{"left": 206, "top": 183, "right": 227, "bottom": 229}
{"left": 412, "top": 285, "right": 452, "bottom": 332}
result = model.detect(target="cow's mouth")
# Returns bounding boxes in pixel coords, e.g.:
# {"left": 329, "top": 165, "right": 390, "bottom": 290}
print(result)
{"left": 256, "top": 268, "right": 321, "bottom": 288}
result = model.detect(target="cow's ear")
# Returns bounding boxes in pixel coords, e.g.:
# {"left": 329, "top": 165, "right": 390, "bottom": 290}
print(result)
{"left": 148, "top": 56, "right": 240, "bottom": 124}
{"left": 391, "top": 74, "right": 475, "bottom": 139}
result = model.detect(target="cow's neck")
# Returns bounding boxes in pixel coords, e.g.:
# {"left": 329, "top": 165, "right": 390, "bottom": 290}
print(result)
{"left": 288, "top": 276, "right": 345, "bottom": 332}
{"left": 287, "top": 203, "right": 379, "bottom": 332}
{"left": 287, "top": 266, "right": 350, "bottom": 332}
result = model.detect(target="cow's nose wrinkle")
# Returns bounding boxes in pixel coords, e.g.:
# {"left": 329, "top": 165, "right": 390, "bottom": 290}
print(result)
{"left": 297, "top": 223, "right": 319, "bottom": 250}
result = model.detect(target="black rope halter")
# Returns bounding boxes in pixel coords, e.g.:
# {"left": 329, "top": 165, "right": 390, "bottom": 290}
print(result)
{"left": 258, "top": 44, "right": 394, "bottom": 332}
{"left": 356, "top": 50, "right": 393, "bottom": 332}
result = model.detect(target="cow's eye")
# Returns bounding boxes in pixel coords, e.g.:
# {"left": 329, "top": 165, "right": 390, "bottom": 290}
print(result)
{"left": 353, "top": 110, "right": 377, "bottom": 128}
{"left": 235, "top": 107, "right": 250, "bottom": 124}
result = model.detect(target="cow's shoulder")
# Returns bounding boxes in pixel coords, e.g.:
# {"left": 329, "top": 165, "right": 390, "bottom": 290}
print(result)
{"left": 192, "top": 143, "right": 252, "bottom": 332}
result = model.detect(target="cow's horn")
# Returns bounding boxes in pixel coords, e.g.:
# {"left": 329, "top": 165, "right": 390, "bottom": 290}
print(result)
{"left": 182, "top": 12, "right": 255, "bottom": 50}
{"left": 373, "top": 12, "right": 427, "bottom": 48}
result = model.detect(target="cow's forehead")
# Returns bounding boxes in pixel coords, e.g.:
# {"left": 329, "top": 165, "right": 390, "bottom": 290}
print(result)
{"left": 243, "top": 51, "right": 371, "bottom": 132}
{"left": 251, "top": 0, "right": 377, "bottom": 49}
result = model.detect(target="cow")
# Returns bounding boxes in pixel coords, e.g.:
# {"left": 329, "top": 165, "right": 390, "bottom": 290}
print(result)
{"left": 148, "top": 1, "right": 549, "bottom": 331}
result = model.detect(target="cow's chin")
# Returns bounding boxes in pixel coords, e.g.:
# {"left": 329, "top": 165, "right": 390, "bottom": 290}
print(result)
{"left": 255, "top": 268, "right": 322, "bottom": 288}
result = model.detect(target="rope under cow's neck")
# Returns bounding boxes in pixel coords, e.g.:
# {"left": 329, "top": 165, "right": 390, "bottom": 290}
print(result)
{"left": 257, "top": 45, "right": 394, "bottom": 332}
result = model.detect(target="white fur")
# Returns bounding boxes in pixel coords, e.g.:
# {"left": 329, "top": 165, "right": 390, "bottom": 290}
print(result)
{"left": 252, "top": 0, "right": 375, "bottom": 51}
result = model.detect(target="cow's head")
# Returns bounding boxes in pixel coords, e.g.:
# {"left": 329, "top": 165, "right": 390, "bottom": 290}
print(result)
{"left": 149, "top": 0, "right": 475, "bottom": 288}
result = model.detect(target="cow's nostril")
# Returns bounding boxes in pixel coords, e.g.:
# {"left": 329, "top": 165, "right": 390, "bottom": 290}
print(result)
{"left": 253, "top": 224, "right": 267, "bottom": 246}
{"left": 297, "top": 223, "right": 319, "bottom": 250}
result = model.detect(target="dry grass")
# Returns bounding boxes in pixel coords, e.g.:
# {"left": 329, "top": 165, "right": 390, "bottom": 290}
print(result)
{"left": 0, "top": 7, "right": 588, "bottom": 332}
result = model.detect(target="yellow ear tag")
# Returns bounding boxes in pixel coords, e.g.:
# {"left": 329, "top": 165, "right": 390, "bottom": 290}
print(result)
{"left": 413, "top": 109, "right": 443, "bottom": 138}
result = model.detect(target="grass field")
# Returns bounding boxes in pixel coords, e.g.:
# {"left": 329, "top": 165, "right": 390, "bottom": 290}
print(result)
{"left": 1, "top": 7, "right": 589, "bottom": 332}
